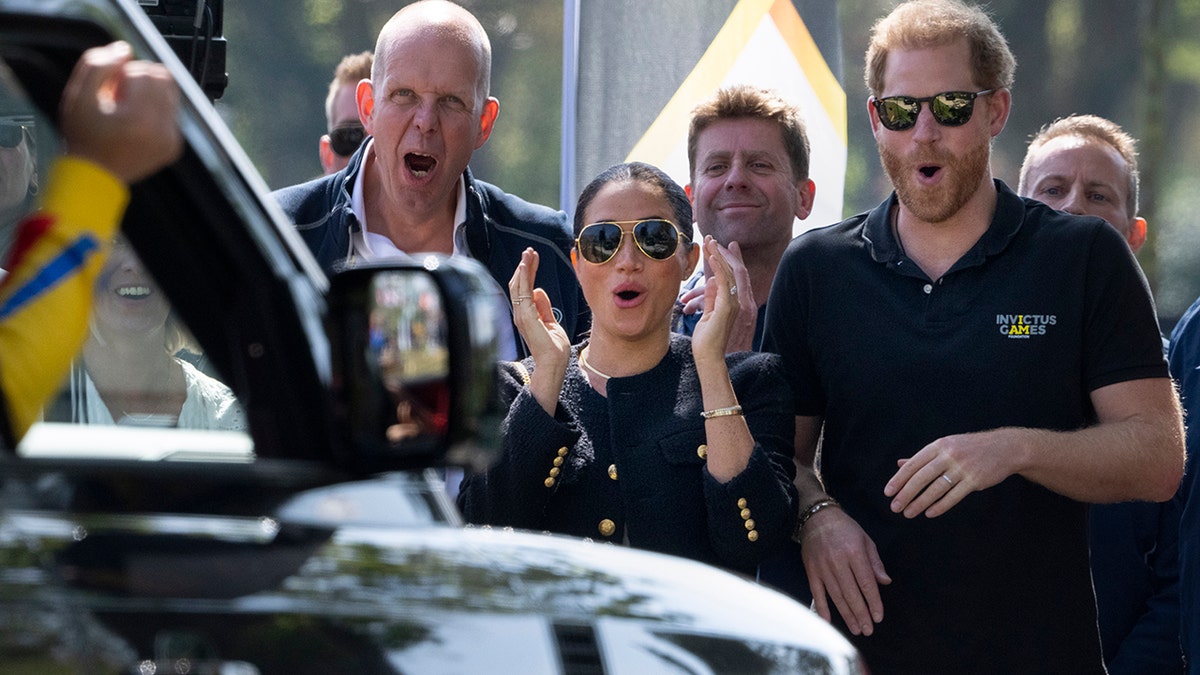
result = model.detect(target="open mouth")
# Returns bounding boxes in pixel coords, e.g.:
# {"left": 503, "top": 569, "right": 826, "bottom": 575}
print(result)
{"left": 918, "top": 165, "right": 940, "bottom": 178}
{"left": 616, "top": 290, "right": 640, "bottom": 301}
{"left": 116, "top": 286, "right": 151, "bottom": 299}
{"left": 405, "top": 152, "right": 437, "bottom": 178}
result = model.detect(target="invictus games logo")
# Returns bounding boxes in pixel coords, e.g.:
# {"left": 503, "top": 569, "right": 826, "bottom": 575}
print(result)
{"left": 998, "top": 314, "right": 1056, "bottom": 338}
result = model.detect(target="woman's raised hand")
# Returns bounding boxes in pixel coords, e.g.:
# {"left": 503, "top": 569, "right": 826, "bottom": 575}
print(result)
{"left": 508, "top": 248, "right": 571, "bottom": 412}
{"left": 691, "top": 236, "right": 749, "bottom": 363}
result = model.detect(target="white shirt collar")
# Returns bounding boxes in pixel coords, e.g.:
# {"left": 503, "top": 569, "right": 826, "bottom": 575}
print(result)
{"left": 349, "top": 139, "right": 469, "bottom": 261}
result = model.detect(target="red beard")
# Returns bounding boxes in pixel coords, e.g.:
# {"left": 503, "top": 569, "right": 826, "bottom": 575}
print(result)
{"left": 879, "top": 141, "right": 990, "bottom": 224}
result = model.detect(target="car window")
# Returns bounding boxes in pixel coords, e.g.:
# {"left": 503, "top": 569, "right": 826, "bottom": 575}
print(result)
{"left": 0, "top": 60, "right": 252, "bottom": 460}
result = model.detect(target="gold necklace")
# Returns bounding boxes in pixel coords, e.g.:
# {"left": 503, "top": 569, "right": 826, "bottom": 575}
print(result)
{"left": 578, "top": 346, "right": 612, "bottom": 381}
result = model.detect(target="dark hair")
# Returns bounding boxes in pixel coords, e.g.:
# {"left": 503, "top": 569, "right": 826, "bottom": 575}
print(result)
{"left": 573, "top": 162, "right": 694, "bottom": 242}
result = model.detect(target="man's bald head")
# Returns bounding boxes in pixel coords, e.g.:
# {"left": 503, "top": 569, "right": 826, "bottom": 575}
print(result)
{"left": 373, "top": 0, "right": 492, "bottom": 112}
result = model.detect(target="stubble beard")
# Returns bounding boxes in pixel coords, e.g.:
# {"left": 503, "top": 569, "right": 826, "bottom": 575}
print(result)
{"left": 880, "top": 141, "right": 990, "bottom": 224}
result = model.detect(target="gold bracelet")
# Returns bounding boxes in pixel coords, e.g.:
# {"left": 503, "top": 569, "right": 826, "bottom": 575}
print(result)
{"left": 700, "top": 404, "right": 743, "bottom": 419}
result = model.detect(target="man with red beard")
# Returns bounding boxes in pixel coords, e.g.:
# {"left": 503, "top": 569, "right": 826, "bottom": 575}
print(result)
{"left": 275, "top": 0, "right": 587, "bottom": 357}
{"left": 761, "top": 1, "right": 1184, "bottom": 672}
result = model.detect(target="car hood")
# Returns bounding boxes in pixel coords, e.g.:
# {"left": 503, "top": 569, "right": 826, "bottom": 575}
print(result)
{"left": 0, "top": 505, "right": 858, "bottom": 673}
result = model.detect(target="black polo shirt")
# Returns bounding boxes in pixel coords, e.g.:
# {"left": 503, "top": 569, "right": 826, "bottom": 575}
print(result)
{"left": 763, "top": 180, "right": 1167, "bottom": 674}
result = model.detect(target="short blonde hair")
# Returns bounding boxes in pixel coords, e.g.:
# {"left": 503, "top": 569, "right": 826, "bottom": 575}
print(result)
{"left": 1019, "top": 114, "right": 1139, "bottom": 217}
{"left": 324, "top": 51, "right": 373, "bottom": 130}
{"left": 865, "top": 0, "right": 1015, "bottom": 97}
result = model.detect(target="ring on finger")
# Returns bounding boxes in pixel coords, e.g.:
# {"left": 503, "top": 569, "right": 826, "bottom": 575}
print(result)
{"left": 940, "top": 474, "right": 954, "bottom": 486}
{"left": 729, "top": 285, "right": 738, "bottom": 296}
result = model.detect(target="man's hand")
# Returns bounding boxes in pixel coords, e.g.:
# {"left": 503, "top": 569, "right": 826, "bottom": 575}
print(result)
{"left": 681, "top": 240, "right": 757, "bottom": 353}
{"left": 801, "top": 506, "right": 891, "bottom": 636}
{"left": 59, "top": 41, "right": 182, "bottom": 183}
{"left": 884, "top": 428, "right": 1032, "bottom": 518}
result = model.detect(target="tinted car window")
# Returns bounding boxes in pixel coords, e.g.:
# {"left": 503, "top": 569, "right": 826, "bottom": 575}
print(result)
{"left": 0, "top": 60, "right": 251, "bottom": 460}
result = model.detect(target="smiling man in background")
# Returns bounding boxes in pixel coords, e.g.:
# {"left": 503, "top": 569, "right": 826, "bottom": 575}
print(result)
{"left": 674, "top": 84, "right": 815, "bottom": 353}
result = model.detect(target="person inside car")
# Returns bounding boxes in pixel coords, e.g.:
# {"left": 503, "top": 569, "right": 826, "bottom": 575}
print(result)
{"left": 0, "top": 40, "right": 182, "bottom": 446}
{"left": 42, "top": 237, "right": 244, "bottom": 430}
{"left": 458, "top": 162, "right": 797, "bottom": 575}
{"left": 0, "top": 111, "right": 36, "bottom": 260}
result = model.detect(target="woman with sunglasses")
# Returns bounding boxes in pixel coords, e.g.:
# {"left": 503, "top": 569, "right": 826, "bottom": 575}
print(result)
{"left": 459, "top": 162, "right": 797, "bottom": 575}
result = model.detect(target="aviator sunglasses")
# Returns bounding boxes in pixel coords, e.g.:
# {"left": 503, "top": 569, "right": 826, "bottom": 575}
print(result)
{"left": 575, "top": 219, "right": 685, "bottom": 264}
{"left": 871, "top": 89, "right": 995, "bottom": 131}
{"left": 329, "top": 122, "right": 365, "bottom": 156}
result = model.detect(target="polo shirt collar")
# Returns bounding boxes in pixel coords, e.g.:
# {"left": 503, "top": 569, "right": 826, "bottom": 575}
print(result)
{"left": 862, "top": 179, "right": 1026, "bottom": 269}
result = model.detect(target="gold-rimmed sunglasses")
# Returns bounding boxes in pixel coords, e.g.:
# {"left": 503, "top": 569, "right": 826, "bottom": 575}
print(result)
{"left": 574, "top": 219, "right": 685, "bottom": 264}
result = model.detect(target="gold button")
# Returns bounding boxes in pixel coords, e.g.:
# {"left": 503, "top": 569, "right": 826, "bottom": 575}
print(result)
{"left": 737, "top": 498, "right": 747, "bottom": 509}
{"left": 697, "top": 444, "right": 707, "bottom": 459}
{"left": 607, "top": 464, "right": 618, "bottom": 480}
{"left": 598, "top": 519, "right": 616, "bottom": 537}
{"left": 549, "top": 467, "right": 560, "bottom": 477}
{"left": 744, "top": 519, "right": 756, "bottom": 530}
{"left": 544, "top": 477, "right": 556, "bottom": 488}
{"left": 747, "top": 530, "right": 759, "bottom": 542}
{"left": 553, "top": 456, "right": 564, "bottom": 467}
{"left": 557, "top": 447, "right": 569, "bottom": 457}
{"left": 740, "top": 508, "right": 752, "bottom": 520}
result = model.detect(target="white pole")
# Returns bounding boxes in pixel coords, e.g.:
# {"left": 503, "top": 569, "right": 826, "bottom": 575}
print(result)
{"left": 559, "top": 0, "right": 580, "bottom": 215}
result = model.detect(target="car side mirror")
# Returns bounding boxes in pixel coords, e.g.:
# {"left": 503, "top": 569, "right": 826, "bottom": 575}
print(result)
{"left": 326, "top": 256, "right": 505, "bottom": 474}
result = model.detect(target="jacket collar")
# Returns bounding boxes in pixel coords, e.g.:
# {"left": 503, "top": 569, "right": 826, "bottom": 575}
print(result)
{"left": 461, "top": 166, "right": 491, "bottom": 261}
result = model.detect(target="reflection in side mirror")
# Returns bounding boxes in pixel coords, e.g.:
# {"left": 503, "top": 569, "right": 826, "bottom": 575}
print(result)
{"left": 371, "top": 270, "right": 450, "bottom": 447}
{"left": 327, "top": 257, "right": 503, "bottom": 474}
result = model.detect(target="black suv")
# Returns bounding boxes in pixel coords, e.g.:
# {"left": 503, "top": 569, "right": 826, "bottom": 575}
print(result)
{"left": 0, "top": 1, "right": 863, "bottom": 672}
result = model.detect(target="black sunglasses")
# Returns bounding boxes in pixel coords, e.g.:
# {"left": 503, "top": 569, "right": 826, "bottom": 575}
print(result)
{"left": 575, "top": 219, "right": 685, "bottom": 265}
{"left": 329, "top": 123, "right": 365, "bottom": 156}
{"left": 0, "top": 121, "right": 28, "bottom": 149}
{"left": 871, "top": 89, "right": 995, "bottom": 131}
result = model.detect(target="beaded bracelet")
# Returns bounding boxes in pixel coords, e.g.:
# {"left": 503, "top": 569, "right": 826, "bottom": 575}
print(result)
{"left": 700, "top": 404, "right": 743, "bottom": 419}
{"left": 791, "top": 497, "right": 841, "bottom": 543}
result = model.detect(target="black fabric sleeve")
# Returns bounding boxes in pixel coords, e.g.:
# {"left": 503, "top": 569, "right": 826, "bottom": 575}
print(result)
{"left": 762, "top": 240, "right": 825, "bottom": 416}
{"left": 1081, "top": 224, "right": 1169, "bottom": 392}
{"left": 701, "top": 353, "right": 798, "bottom": 569}
{"left": 457, "top": 360, "right": 582, "bottom": 528}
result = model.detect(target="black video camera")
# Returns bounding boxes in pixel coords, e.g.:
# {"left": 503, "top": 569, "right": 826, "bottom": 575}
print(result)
{"left": 138, "top": 0, "right": 227, "bottom": 101}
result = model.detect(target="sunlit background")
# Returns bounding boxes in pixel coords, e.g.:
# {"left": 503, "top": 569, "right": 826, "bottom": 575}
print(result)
{"left": 217, "top": 0, "right": 1200, "bottom": 323}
